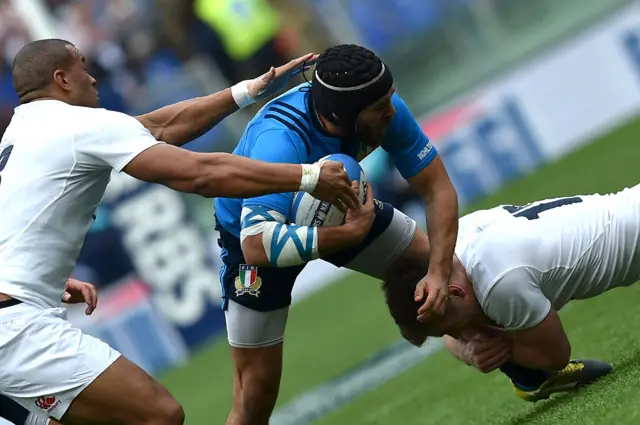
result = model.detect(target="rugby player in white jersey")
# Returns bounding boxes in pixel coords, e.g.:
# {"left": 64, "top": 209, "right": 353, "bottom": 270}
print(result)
{"left": 0, "top": 39, "right": 359, "bottom": 425}
{"left": 381, "top": 187, "right": 638, "bottom": 401}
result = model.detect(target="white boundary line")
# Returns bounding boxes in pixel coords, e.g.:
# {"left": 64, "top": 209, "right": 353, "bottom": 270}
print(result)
{"left": 271, "top": 339, "right": 443, "bottom": 425}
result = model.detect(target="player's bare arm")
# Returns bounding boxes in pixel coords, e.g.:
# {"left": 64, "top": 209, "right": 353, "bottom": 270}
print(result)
{"left": 123, "top": 144, "right": 358, "bottom": 207}
{"left": 241, "top": 182, "right": 376, "bottom": 267}
{"left": 136, "top": 53, "right": 317, "bottom": 146}
{"left": 505, "top": 309, "right": 571, "bottom": 370}
{"left": 409, "top": 155, "right": 459, "bottom": 320}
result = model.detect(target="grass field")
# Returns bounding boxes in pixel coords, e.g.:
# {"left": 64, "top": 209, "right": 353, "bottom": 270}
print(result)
{"left": 161, "top": 118, "right": 640, "bottom": 424}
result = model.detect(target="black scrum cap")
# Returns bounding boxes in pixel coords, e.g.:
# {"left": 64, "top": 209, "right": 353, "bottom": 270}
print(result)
{"left": 312, "top": 44, "right": 393, "bottom": 133}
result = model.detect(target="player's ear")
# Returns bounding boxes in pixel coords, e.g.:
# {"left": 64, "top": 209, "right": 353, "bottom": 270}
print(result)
{"left": 53, "top": 69, "right": 71, "bottom": 91}
{"left": 448, "top": 284, "right": 465, "bottom": 299}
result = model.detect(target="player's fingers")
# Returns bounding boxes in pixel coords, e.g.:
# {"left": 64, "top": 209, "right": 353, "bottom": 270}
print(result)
{"left": 417, "top": 294, "right": 436, "bottom": 321}
{"left": 62, "top": 291, "right": 71, "bottom": 302}
{"left": 363, "top": 182, "right": 374, "bottom": 208}
{"left": 417, "top": 286, "right": 440, "bottom": 314}
{"left": 260, "top": 66, "right": 276, "bottom": 83}
{"left": 283, "top": 53, "right": 315, "bottom": 72}
{"left": 88, "top": 285, "right": 98, "bottom": 309}
{"left": 81, "top": 286, "right": 95, "bottom": 311}
{"left": 334, "top": 198, "right": 347, "bottom": 213}
{"left": 479, "top": 348, "right": 510, "bottom": 373}
{"left": 474, "top": 339, "right": 506, "bottom": 358}
{"left": 85, "top": 289, "right": 97, "bottom": 315}
{"left": 278, "top": 53, "right": 315, "bottom": 77}
{"left": 292, "top": 56, "right": 318, "bottom": 77}
{"left": 333, "top": 162, "right": 350, "bottom": 186}
{"left": 431, "top": 292, "right": 447, "bottom": 315}
{"left": 414, "top": 280, "right": 426, "bottom": 302}
{"left": 301, "top": 57, "right": 318, "bottom": 73}
{"left": 341, "top": 180, "right": 358, "bottom": 209}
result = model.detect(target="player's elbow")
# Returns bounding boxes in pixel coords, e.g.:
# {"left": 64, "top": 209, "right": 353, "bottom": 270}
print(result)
{"left": 241, "top": 235, "right": 270, "bottom": 267}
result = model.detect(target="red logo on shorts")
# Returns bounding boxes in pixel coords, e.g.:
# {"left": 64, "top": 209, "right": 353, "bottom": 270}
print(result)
{"left": 35, "top": 396, "right": 57, "bottom": 411}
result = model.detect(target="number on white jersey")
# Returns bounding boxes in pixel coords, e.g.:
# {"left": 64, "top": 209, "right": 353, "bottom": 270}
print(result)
{"left": 503, "top": 196, "right": 583, "bottom": 220}
{"left": 0, "top": 145, "right": 14, "bottom": 187}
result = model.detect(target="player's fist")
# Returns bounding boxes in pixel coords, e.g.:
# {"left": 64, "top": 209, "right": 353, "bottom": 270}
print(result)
{"left": 344, "top": 182, "right": 376, "bottom": 243}
{"left": 460, "top": 334, "right": 511, "bottom": 373}
{"left": 247, "top": 53, "right": 318, "bottom": 102}
{"left": 62, "top": 278, "right": 98, "bottom": 316}
{"left": 312, "top": 161, "right": 359, "bottom": 211}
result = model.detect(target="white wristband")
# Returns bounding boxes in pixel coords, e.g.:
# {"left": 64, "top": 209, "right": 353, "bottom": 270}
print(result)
{"left": 231, "top": 81, "right": 254, "bottom": 109}
{"left": 300, "top": 163, "right": 321, "bottom": 193}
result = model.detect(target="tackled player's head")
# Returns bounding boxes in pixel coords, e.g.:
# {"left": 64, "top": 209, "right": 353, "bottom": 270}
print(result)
{"left": 382, "top": 258, "right": 485, "bottom": 346}
{"left": 12, "top": 39, "right": 99, "bottom": 107}
{"left": 312, "top": 44, "right": 395, "bottom": 149}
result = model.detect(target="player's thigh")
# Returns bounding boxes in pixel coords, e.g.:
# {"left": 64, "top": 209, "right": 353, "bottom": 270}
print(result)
{"left": 217, "top": 224, "right": 300, "bottom": 407}
{"left": 61, "top": 356, "right": 182, "bottom": 425}
{"left": 0, "top": 303, "right": 179, "bottom": 425}
{"left": 224, "top": 303, "right": 288, "bottom": 411}
{"left": 324, "top": 201, "right": 417, "bottom": 279}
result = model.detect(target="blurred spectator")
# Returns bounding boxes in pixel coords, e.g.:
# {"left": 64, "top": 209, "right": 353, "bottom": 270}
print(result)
{"left": 187, "top": 0, "right": 292, "bottom": 83}
{"left": 0, "top": 0, "right": 29, "bottom": 133}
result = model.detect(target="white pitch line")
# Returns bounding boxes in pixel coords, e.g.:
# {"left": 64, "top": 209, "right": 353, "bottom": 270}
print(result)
{"left": 271, "top": 339, "right": 444, "bottom": 425}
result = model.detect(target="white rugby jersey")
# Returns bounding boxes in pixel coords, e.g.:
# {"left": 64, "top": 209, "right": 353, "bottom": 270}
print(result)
{"left": 455, "top": 186, "right": 640, "bottom": 331}
{"left": 0, "top": 100, "right": 161, "bottom": 308}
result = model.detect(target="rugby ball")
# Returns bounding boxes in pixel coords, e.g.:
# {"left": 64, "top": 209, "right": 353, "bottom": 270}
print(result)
{"left": 292, "top": 154, "right": 366, "bottom": 227}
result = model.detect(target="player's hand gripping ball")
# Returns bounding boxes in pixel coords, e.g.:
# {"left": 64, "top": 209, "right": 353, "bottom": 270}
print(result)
{"left": 292, "top": 154, "right": 366, "bottom": 226}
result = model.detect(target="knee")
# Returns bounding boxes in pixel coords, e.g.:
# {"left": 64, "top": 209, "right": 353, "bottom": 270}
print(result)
{"left": 148, "top": 393, "right": 185, "bottom": 425}
{"left": 163, "top": 398, "right": 185, "bottom": 425}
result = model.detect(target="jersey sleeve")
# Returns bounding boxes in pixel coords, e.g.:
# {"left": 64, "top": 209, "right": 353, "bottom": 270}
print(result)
{"left": 74, "top": 110, "right": 162, "bottom": 172}
{"left": 242, "top": 129, "right": 307, "bottom": 219}
{"left": 482, "top": 267, "right": 552, "bottom": 331}
{"left": 381, "top": 94, "right": 437, "bottom": 179}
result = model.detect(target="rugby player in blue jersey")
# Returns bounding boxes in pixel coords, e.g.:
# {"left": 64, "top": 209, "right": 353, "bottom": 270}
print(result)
{"left": 214, "top": 44, "right": 459, "bottom": 424}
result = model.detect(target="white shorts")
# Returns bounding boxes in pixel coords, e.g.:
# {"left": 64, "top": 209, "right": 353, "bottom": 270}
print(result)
{"left": 0, "top": 303, "right": 121, "bottom": 420}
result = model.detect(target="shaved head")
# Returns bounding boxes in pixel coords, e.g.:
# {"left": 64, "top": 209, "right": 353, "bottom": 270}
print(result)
{"left": 11, "top": 38, "right": 99, "bottom": 107}
{"left": 12, "top": 39, "right": 76, "bottom": 102}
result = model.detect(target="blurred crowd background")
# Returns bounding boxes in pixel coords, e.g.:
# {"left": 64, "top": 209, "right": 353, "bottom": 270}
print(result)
{"left": 1, "top": 0, "right": 623, "bottom": 227}
{"left": 0, "top": 0, "right": 633, "bottom": 380}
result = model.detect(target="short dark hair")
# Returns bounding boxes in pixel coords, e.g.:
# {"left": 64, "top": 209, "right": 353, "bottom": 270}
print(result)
{"left": 312, "top": 44, "right": 394, "bottom": 131}
{"left": 12, "top": 39, "right": 75, "bottom": 100}
{"left": 380, "top": 256, "right": 430, "bottom": 346}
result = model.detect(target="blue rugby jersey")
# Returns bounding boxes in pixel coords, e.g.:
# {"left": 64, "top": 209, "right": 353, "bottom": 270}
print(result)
{"left": 214, "top": 83, "right": 437, "bottom": 237}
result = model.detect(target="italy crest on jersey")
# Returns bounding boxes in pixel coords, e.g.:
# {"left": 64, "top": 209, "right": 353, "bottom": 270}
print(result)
{"left": 235, "top": 265, "right": 262, "bottom": 297}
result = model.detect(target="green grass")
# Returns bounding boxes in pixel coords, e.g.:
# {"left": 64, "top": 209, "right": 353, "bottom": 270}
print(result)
{"left": 161, "top": 117, "right": 640, "bottom": 424}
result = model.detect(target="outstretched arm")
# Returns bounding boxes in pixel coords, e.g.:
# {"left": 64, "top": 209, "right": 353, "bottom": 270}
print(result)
{"left": 383, "top": 94, "right": 459, "bottom": 321}
{"left": 135, "top": 89, "right": 238, "bottom": 147}
{"left": 77, "top": 105, "right": 357, "bottom": 205}
{"left": 410, "top": 155, "right": 459, "bottom": 318}
{"left": 123, "top": 143, "right": 356, "bottom": 204}
{"left": 135, "top": 53, "right": 317, "bottom": 146}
